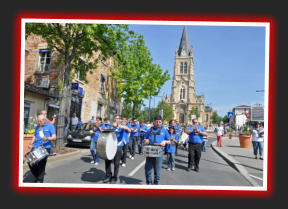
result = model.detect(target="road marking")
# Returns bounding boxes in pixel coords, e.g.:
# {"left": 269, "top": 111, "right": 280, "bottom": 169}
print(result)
{"left": 249, "top": 174, "right": 263, "bottom": 181}
{"left": 128, "top": 160, "right": 146, "bottom": 177}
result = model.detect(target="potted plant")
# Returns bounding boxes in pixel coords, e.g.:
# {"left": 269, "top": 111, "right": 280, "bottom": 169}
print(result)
{"left": 238, "top": 125, "right": 252, "bottom": 148}
{"left": 226, "top": 128, "right": 233, "bottom": 139}
{"left": 23, "top": 117, "right": 36, "bottom": 157}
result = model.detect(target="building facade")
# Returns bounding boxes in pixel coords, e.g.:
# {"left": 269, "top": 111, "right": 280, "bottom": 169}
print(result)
{"left": 24, "top": 34, "right": 121, "bottom": 131}
{"left": 166, "top": 26, "right": 212, "bottom": 127}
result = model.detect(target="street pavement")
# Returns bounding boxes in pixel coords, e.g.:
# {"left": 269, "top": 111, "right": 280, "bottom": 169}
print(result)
{"left": 22, "top": 137, "right": 256, "bottom": 187}
{"left": 211, "top": 135, "right": 264, "bottom": 187}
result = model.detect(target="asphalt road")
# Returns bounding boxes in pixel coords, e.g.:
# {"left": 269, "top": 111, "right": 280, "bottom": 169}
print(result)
{"left": 23, "top": 139, "right": 252, "bottom": 186}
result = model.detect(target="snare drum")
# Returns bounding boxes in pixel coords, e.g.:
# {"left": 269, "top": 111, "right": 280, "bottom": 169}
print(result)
{"left": 143, "top": 145, "right": 163, "bottom": 157}
{"left": 97, "top": 130, "right": 117, "bottom": 160}
{"left": 25, "top": 146, "right": 49, "bottom": 166}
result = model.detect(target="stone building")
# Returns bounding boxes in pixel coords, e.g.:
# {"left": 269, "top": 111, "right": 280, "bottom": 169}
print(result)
{"left": 24, "top": 34, "right": 121, "bottom": 131}
{"left": 166, "top": 26, "right": 212, "bottom": 127}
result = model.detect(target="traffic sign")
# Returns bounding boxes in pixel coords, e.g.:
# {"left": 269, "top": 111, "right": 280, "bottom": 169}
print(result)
{"left": 227, "top": 112, "right": 234, "bottom": 118}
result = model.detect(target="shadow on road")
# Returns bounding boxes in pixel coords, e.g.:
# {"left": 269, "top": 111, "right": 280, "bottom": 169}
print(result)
{"left": 119, "top": 176, "right": 142, "bottom": 184}
{"left": 81, "top": 167, "right": 106, "bottom": 183}
{"left": 80, "top": 156, "right": 93, "bottom": 163}
{"left": 23, "top": 170, "right": 36, "bottom": 183}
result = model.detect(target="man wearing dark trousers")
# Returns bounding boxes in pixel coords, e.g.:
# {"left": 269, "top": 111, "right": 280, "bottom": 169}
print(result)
{"left": 103, "top": 115, "right": 130, "bottom": 184}
{"left": 185, "top": 119, "right": 207, "bottom": 172}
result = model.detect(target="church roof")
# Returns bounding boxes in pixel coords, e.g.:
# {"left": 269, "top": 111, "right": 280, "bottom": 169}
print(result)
{"left": 178, "top": 26, "right": 191, "bottom": 56}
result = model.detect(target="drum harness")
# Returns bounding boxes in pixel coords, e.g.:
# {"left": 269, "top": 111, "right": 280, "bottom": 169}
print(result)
{"left": 149, "top": 126, "right": 164, "bottom": 145}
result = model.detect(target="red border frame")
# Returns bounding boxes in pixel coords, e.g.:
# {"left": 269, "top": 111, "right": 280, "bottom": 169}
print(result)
{"left": 12, "top": 12, "right": 276, "bottom": 198}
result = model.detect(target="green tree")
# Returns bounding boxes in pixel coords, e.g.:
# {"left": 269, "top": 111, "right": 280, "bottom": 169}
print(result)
{"left": 188, "top": 107, "right": 200, "bottom": 121}
{"left": 26, "top": 23, "right": 132, "bottom": 150}
{"left": 110, "top": 34, "right": 170, "bottom": 118}
{"left": 211, "top": 111, "right": 222, "bottom": 124}
{"left": 155, "top": 100, "right": 174, "bottom": 123}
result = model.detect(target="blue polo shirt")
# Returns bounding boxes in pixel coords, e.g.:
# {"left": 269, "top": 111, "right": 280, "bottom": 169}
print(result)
{"left": 91, "top": 124, "right": 106, "bottom": 142}
{"left": 187, "top": 125, "right": 206, "bottom": 144}
{"left": 166, "top": 133, "right": 179, "bottom": 153}
{"left": 130, "top": 123, "right": 140, "bottom": 137}
{"left": 145, "top": 125, "right": 170, "bottom": 150}
{"left": 121, "top": 122, "right": 131, "bottom": 143}
{"left": 103, "top": 123, "right": 112, "bottom": 129}
{"left": 114, "top": 126, "right": 124, "bottom": 147}
{"left": 34, "top": 122, "right": 56, "bottom": 148}
{"left": 140, "top": 124, "right": 148, "bottom": 136}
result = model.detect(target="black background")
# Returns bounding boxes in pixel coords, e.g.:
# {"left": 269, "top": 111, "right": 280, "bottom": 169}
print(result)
{"left": 2, "top": 0, "right": 286, "bottom": 208}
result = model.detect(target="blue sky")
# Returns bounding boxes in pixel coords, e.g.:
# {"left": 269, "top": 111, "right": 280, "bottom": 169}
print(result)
{"left": 128, "top": 24, "right": 266, "bottom": 117}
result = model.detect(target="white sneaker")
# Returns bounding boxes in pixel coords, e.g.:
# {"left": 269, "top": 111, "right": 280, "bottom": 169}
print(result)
{"left": 90, "top": 160, "right": 95, "bottom": 164}
{"left": 121, "top": 163, "right": 126, "bottom": 167}
{"left": 129, "top": 155, "right": 132, "bottom": 159}
{"left": 172, "top": 168, "right": 175, "bottom": 171}
{"left": 167, "top": 168, "right": 171, "bottom": 171}
{"left": 131, "top": 157, "right": 134, "bottom": 160}
{"left": 94, "top": 162, "right": 99, "bottom": 165}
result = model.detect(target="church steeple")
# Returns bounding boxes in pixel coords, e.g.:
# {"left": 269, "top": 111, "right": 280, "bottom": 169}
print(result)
{"left": 178, "top": 26, "right": 191, "bottom": 56}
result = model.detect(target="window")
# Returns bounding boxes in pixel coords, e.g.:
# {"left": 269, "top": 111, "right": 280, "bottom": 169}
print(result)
{"left": 99, "top": 74, "right": 105, "bottom": 93}
{"left": 24, "top": 102, "right": 31, "bottom": 126}
{"left": 97, "top": 103, "right": 103, "bottom": 117}
{"left": 37, "top": 49, "right": 51, "bottom": 73}
{"left": 184, "top": 62, "right": 187, "bottom": 74}
{"left": 180, "top": 87, "right": 185, "bottom": 100}
{"left": 180, "top": 62, "right": 183, "bottom": 74}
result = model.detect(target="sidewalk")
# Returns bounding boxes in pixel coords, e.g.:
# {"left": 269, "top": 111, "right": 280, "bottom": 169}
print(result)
{"left": 210, "top": 136, "right": 264, "bottom": 186}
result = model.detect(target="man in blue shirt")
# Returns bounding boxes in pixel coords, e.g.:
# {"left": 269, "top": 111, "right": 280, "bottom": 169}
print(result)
{"left": 144, "top": 115, "right": 170, "bottom": 185}
{"left": 103, "top": 115, "right": 130, "bottom": 184}
{"left": 120, "top": 116, "right": 131, "bottom": 167}
{"left": 185, "top": 119, "right": 207, "bottom": 172}
{"left": 139, "top": 120, "right": 148, "bottom": 155}
{"left": 27, "top": 114, "right": 56, "bottom": 183}
{"left": 90, "top": 117, "right": 106, "bottom": 165}
{"left": 129, "top": 118, "right": 140, "bottom": 159}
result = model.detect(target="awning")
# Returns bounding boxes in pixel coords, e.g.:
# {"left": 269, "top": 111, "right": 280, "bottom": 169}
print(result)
{"left": 48, "top": 104, "right": 59, "bottom": 109}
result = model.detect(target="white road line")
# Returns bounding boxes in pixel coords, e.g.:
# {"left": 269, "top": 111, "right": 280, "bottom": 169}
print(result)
{"left": 128, "top": 160, "right": 146, "bottom": 177}
{"left": 249, "top": 174, "right": 263, "bottom": 181}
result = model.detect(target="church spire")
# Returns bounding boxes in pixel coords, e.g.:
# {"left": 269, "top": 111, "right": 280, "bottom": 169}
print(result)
{"left": 178, "top": 26, "right": 191, "bottom": 56}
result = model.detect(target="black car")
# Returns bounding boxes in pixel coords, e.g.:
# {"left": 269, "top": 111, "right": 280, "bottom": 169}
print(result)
{"left": 67, "top": 123, "right": 93, "bottom": 147}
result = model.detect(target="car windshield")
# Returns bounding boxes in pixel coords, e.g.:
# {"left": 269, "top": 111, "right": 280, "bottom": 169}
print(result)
{"left": 78, "top": 123, "right": 90, "bottom": 131}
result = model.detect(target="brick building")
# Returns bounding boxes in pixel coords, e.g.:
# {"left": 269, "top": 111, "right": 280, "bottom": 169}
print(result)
{"left": 24, "top": 34, "right": 121, "bottom": 132}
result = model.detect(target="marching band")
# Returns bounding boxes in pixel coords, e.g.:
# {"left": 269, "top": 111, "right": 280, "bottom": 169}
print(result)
{"left": 25, "top": 113, "right": 208, "bottom": 185}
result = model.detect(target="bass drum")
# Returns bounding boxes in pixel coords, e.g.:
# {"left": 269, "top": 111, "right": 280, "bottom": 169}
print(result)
{"left": 97, "top": 129, "right": 117, "bottom": 160}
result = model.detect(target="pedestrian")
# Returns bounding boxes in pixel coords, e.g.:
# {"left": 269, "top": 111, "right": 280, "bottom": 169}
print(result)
{"left": 185, "top": 119, "right": 208, "bottom": 172}
{"left": 215, "top": 122, "right": 224, "bottom": 147}
{"left": 166, "top": 126, "right": 179, "bottom": 171}
{"left": 144, "top": 115, "right": 170, "bottom": 185}
{"left": 27, "top": 114, "right": 56, "bottom": 183}
{"left": 251, "top": 122, "right": 264, "bottom": 160}
{"left": 120, "top": 116, "right": 131, "bottom": 167}
{"left": 89, "top": 116, "right": 96, "bottom": 124}
{"left": 130, "top": 118, "right": 140, "bottom": 158}
{"left": 103, "top": 115, "right": 130, "bottom": 184}
{"left": 71, "top": 113, "right": 79, "bottom": 131}
{"left": 202, "top": 135, "right": 208, "bottom": 152}
{"left": 139, "top": 120, "right": 148, "bottom": 154}
{"left": 90, "top": 117, "right": 105, "bottom": 165}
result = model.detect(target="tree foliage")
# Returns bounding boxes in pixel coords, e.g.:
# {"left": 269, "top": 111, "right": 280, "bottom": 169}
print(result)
{"left": 211, "top": 111, "right": 222, "bottom": 124}
{"left": 110, "top": 34, "right": 170, "bottom": 118}
{"left": 155, "top": 100, "right": 174, "bottom": 123}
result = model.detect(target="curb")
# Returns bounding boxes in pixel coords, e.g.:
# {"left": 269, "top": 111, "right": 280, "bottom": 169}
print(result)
{"left": 210, "top": 141, "right": 259, "bottom": 187}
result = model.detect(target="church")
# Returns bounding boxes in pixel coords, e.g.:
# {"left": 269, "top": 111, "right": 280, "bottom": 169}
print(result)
{"left": 165, "top": 26, "right": 212, "bottom": 127}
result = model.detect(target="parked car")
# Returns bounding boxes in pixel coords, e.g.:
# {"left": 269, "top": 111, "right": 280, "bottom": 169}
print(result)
{"left": 67, "top": 123, "right": 93, "bottom": 147}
